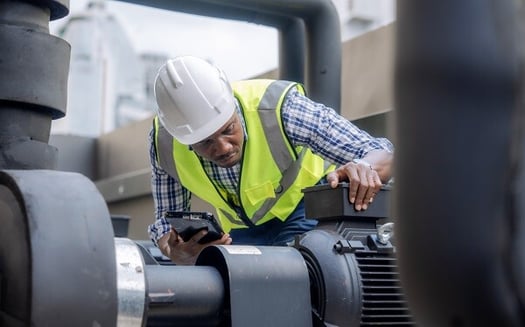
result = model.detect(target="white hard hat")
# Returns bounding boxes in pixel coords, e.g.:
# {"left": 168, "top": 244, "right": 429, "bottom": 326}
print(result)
{"left": 154, "top": 56, "right": 236, "bottom": 145}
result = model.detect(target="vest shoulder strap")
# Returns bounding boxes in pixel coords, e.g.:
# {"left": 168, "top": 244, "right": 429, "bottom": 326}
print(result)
{"left": 155, "top": 117, "right": 180, "bottom": 181}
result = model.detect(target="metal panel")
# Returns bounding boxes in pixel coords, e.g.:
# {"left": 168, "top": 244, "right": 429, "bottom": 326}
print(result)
{"left": 96, "top": 168, "right": 152, "bottom": 203}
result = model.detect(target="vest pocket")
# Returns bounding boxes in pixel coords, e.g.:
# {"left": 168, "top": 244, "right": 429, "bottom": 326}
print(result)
{"left": 244, "top": 181, "right": 276, "bottom": 206}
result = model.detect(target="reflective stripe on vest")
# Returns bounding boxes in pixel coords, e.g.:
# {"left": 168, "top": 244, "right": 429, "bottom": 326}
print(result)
{"left": 155, "top": 119, "right": 179, "bottom": 181}
{"left": 234, "top": 80, "right": 334, "bottom": 224}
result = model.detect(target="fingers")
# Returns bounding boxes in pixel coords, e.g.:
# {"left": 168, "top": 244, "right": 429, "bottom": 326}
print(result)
{"left": 190, "top": 230, "right": 232, "bottom": 246}
{"left": 348, "top": 164, "right": 363, "bottom": 205}
{"left": 178, "top": 230, "right": 232, "bottom": 264}
{"left": 156, "top": 229, "right": 201, "bottom": 265}
{"left": 330, "top": 161, "right": 382, "bottom": 211}
{"left": 167, "top": 228, "right": 180, "bottom": 246}
{"left": 210, "top": 233, "right": 232, "bottom": 245}
{"left": 353, "top": 169, "right": 381, "bottom": 211}
{"left": 161, "top": 228, "right": 234, "bottom": 265}
{"left": 188, "top": 229, "right": 208, "bottom": 244}
{"left": 158, "top": 230, "right": 177, "bottom": 257}
{"left": 326, "top": 171, "right": 340, "bottom": 188}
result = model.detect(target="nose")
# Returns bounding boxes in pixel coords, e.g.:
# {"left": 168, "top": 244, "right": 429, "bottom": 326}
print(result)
{"left": 213, "top": 136, "right": 232, "bottom": 155}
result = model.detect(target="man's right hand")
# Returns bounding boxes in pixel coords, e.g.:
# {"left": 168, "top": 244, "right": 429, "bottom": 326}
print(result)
{"left": 158, "top": 228, "right": 232, "bottom": 265}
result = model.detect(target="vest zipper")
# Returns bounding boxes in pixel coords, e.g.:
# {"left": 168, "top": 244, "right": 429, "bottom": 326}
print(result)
{"left": 199, "top": 159, "right": 247, "bottom": 227}
{"left": 236, "top": 133, "right": 256, "bottom": 228}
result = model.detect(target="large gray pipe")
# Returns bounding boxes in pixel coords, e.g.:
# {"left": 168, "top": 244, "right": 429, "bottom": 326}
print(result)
{"left": 394, "top": 0, "right": 525, "bottom": 325}
{"left": 0, "top": 0, "right": 70, "bottom": 169}
{"left": 116, "top": 0, "right": 342, "bottom": 112}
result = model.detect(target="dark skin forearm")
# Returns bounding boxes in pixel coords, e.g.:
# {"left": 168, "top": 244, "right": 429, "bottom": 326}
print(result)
{"left": 326, "top": 150, "right": 394, "bottom": 211}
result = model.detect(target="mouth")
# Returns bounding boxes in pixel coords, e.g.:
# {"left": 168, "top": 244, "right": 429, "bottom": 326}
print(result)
{"left": 216, "top": 152, "right": 238, "bottom": 167}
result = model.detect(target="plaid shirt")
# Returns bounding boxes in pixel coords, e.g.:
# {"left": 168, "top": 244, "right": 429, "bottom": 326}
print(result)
{"left": 147, "top": 86, "right": 394, "bottom": 245}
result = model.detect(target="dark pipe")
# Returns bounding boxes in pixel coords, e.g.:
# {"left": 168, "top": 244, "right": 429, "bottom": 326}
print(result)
{"left": 114, "top": 1, "right": 306, "bottom": 84}
{"left": 0, "top": 170, "right": 118, "bottom": 327}
{"left": 204, "top": 0, "right": 341, "bottom": 109}
{"left": 116, "top": 0, "right": 341, "bottom": 112}
{"left": 278, "top": 17, "right": 306, "bottom": 83}
{"left": 145, "top": 265, "right": 225, "bottom": 326}
{"left": 0, "top": 0, "right": 70, "bottom": 169}
{"left": 394, "top": 0, "right": 525, "bottom": 326}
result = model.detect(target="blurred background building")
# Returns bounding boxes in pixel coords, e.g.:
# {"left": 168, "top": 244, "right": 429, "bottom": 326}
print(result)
{"left": 50, "top": 1, "right": 167, "bottom": 136}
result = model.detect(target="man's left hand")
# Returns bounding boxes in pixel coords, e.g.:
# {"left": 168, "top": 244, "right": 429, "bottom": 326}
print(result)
{"left": 326, "top": 160, "right": 381, "bottom": 211}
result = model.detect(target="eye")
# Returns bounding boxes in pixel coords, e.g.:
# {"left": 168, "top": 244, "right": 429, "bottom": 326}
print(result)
{"left": 196, "top": 138, "right": 212, "bottom": 148}
{"left": 224, "top": 122, "right": 235, "bottom": 134}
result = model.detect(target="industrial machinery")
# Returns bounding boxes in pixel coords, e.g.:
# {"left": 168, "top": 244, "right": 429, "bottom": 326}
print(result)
{"left": 133, "top": 183, "right": 413, "bottom": 326}
{"left": 2, "top": 0, "right": 525, "bottom": 326}
{"left": 0, "top": 0, "right": 413, "bottom": 325}
{"left": 0, "top": 168, "right": 412, "bottom": 326}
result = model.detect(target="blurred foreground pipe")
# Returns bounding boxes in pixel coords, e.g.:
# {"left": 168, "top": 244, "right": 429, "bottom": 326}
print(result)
{"left": 394, "top": 0, "right": 525, "bottom": 325}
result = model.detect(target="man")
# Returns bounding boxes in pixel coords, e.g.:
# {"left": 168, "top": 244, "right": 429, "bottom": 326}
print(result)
{"left": 148, "top": 56, "right": 394, "bottom": 264}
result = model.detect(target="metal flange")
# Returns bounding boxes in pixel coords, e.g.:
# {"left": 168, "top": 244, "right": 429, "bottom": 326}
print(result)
{"left": 0, "top": 23, "right": 70, "bottom": 119}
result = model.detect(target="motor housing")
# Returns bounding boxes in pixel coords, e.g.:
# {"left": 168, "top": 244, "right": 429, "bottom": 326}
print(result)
{"left": 299, "top": 183, "right": 415, "bottom": 326}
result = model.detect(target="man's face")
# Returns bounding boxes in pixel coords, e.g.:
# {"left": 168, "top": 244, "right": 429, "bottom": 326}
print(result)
{"left": 190, "top": 113, "right": 244, "bottom": 168}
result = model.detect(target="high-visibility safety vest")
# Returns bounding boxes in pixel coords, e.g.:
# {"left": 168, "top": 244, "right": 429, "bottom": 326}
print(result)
{"left": 154, "top": 79, "right": 335, "bottom": 232}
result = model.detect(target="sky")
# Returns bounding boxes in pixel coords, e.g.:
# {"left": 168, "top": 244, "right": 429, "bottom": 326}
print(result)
{"left": 49, "top": 0, "right": 279, "bottom": 81}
